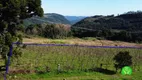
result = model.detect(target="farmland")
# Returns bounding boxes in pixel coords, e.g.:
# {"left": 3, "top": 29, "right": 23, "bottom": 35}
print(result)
{"left": 1, "top": 0, "right": 142, "bottom": 80}
{"left": 3, "top": 43, "right": 142, "bottom": 80}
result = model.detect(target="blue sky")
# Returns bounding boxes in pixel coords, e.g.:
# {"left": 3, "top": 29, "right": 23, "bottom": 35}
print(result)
{"left": 42, "top": 0, "right": 142, "bottom": 16}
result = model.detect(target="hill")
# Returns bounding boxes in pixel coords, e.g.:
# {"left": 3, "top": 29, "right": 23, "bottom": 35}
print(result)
{"left": 24, "top": 13, "right": 71, "bottom": 26}
{"left": 65, "top": 16, "right": 87, "bottom": 25}
{"left": 71, "top": 11, "right": 142, "bottom": 42}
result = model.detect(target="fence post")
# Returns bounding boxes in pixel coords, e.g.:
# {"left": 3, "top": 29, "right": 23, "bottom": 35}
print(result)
{"left": 4, "top": 44, "right": 13, "bottom": 80}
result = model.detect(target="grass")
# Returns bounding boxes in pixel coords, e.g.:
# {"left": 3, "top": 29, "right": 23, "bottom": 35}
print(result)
{"left": 5, "top": 71, "right": 142, "bottom": 80}
{"left": 47, "top": 39, "right": 69, "bottom": 44}
{"left": 3, "top": 45, "right": 142, "bottom": 80}
{"left": 82, "top": 37, "right": 97, "bottom": 41}
{"left": 23, "top": 37, "right": 142, "bottom": 47}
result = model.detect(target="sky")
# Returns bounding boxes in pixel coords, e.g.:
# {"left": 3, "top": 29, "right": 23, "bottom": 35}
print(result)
{"left": 42, "top": 0, "right": 142, "bottom": 16}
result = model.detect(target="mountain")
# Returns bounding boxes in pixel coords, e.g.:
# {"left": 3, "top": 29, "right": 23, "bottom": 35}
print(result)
{"left": 72, "top": 12, "right": 142, "bottom": 31}
{"left": 24, "top": 13, "right": 71, "bottom": 26}
{"left": 71, "top": 11, "right": 142, "bottom": 42}
{"left": 65, "top": 16, "right": 87, "bottom": 25}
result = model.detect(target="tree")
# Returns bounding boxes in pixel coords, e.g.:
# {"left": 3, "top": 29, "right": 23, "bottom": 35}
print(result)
{"left": 113, "top": 51, "right": 132, "bottom": 72}
{"left": 0, "top": 0, "right": 43, "bottom": 68}
{"left": 43, "top": 24, "right": 70, "bottom": 39}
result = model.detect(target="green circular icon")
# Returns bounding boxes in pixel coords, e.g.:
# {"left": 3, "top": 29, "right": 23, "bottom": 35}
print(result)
{"left": 121, "top": 66, "right": 132, "bottom": 75}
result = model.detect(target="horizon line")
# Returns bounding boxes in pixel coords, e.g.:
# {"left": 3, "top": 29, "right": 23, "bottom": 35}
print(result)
{"left": 43, "top": 10, "right": 142, "bottom": 16}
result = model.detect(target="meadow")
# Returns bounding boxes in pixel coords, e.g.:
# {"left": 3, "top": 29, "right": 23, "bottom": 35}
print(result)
{"left": 3, "top": 44, "right": 142, "bottom": 80}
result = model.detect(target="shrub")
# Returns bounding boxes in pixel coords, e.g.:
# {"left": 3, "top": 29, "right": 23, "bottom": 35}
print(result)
{"left": 113, "top": 51, "right": 132, "bottom": 72}
{"left": 43, "top": 24, "right": 71, "bottom": 39}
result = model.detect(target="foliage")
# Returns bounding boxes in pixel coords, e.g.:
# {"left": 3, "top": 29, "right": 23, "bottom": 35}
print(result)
{"left": 43, "top": 24, "right": 70, "bottom": 39}
{"left": 23, "top": 13, "right": 71, "bottom": 27}
{"left": 44, "top": 13, "right": 71, "bottom": 24}
{"left": 113, "top": 51, "right": 132, "bottom": 72}
{"left": 0, "top": 0, "right": 43, "bottom": 67}
{"left": 25, "top": 24, "right": 71, "bottom": 39}
{"left": 71, "top": 11, "right": 142, "bottom": 42}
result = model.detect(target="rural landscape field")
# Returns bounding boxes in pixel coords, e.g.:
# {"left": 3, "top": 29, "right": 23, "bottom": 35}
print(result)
{"left": 5, "top": 41, "right": 142, "bottom": 80}
{"left": 0, "top": 37, "right": 141, "bottom": 80}
{"left": 0, "top": 0, "right": 142, "bottom": 80}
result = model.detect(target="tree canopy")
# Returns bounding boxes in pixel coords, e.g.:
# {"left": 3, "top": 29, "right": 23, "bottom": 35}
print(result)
{"left": 113, "top": 51, "right": 132, "bottom": 72}
{"left": 0, "top": 0, "right": 43, "bottom": 67}
{"left": 71, "top": 11, "right": 142, "bottom": 42}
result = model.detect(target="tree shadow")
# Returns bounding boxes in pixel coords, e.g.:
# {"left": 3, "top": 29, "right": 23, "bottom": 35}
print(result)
{"left": 89, "top": 67, "right": 116, "bottom": 75}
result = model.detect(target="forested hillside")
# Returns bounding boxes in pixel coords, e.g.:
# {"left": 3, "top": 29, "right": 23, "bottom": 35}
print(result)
{"left": 71, "top": 11, "right": 142, "bottom": 42}
{"left": 24, "top": 13, "right": 71, "bottom": 26}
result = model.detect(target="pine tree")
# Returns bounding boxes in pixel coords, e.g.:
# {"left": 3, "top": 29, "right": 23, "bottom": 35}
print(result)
{"left": 0, "top": 0, "right": 43, "bottom": 67}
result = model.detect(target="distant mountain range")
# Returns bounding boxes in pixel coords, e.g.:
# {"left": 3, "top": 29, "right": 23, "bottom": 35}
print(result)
{"left": 65, "top": 16, "right": 87, "bottom": 25}
{"left": 23, "top": 13, "right": 86, "bottom": 26}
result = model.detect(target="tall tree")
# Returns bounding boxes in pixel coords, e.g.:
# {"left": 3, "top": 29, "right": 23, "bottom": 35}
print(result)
{"left": 0, "top": 0, "right": 43, "bottom": 67}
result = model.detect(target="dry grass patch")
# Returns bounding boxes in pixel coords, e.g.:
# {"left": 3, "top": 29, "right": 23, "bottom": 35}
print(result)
{"left": 23, "top": 37, "right": 142, "bottom": 47}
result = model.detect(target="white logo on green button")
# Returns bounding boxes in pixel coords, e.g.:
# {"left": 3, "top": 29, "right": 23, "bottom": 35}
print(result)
{"left": 121, "top": 66, "right": 132, "bottom": 75}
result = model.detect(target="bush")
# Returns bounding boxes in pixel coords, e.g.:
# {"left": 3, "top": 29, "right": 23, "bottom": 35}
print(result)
{"left": 25, "top": 24, "right": 71, "bottom": 39}
{"left": 43, "top": 24, "right": 71, "bottom": 39}
{"left": 113, "top": 51, "right": 132, "bottom": 72}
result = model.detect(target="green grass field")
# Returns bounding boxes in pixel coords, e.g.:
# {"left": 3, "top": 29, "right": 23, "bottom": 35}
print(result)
{"left": 1, "top": 45, "right": 142, "bottom": 80}
{"left": 5, "top": 71, "right": 142, "bottom": 80}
